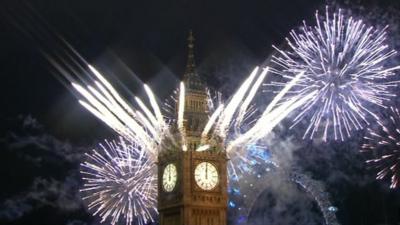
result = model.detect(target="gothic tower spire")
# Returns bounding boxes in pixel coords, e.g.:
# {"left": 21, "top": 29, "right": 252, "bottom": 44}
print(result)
{"left": 183, "top": 30, "right": 205, "bottom": 92}
{"left": 185, "top": 30, "right": 196, "bottom": 76}
{"left": 157, "top": 31, "right": 228, "bottom": 225}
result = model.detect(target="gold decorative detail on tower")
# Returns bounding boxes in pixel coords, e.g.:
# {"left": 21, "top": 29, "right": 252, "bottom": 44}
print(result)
{"left": 185, "top": 30, "right": 196, "bottom": 79}
{"left": 157, "top": 31, "right": 228, "bottom": 225}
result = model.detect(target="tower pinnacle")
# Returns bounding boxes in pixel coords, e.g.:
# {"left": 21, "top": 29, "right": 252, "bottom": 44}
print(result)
{"left": 185, "top": 30, "right": 196, "bottom": 77}
{"left": 183, "top": 30, "right": 204, "bottom": 91}
{"left": 158, "top": 32, "right": 227, "bottom": 225}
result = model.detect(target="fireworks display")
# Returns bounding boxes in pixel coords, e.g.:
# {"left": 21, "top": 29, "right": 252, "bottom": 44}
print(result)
{"left": 271, "top": 6, "right": 400, "bottom": 141}
{"left": 72, "top": 65, "right": 168, "bottom": 162}
{"left": 362, "top": 106, "right": 400, "bottom": 189}
{"left": 10, "top": 1, "right": 400, "bottom": 225}
{"left": 51, "top": 6, "right": 400, "bottom": 225}
{"left": 72, "top": 65, "right": 312, "bottom": 165}
{"left": 80, "top": 137, "right": 157, "bottom": 225}
{"left": 70, "top": 63, "right": 313, "bottom": 224}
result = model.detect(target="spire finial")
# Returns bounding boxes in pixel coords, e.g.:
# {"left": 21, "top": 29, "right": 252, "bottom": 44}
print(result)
{"left": 188, "top": 30, "right": 194, "bottom": 49}
{"left": 186, "top": 30, "right": 195, "bottom": 70}
{"left": 183, "top": 30, "right": 204, "bottom": 91}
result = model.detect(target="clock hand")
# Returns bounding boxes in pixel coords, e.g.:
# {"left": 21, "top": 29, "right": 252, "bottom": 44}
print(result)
{"left": 206, "top": 163, "right": 208, "bottom": 179}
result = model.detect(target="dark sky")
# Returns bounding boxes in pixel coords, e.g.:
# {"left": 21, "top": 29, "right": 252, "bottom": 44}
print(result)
{"left": 1, "top": 0, "right": 323, "bottom": 143}
{"left": 1, "top": 0, "right": 400, "bottom": 225}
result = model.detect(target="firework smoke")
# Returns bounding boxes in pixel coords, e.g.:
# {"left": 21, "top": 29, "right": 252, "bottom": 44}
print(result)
{"left": 290, "top": 170, "right": 339, "bottom": 225}
{"left": 362, "top": 106, "right": 400, "bottom": 189}
{"left": 80, "top": 137, "right": 157, "bottom": 225}
{"left": 229, "top": 149, "right": 340, "bottom": 225}
{"left": 271, "top": 6, "right": 400, "bottom": 141}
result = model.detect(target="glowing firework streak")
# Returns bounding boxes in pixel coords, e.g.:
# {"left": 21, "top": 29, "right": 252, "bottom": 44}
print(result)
{"left": 226, "top": 72, "right": 314, "bottom": 151}
{"left": 362, "top": 106, "right": 400, "bottom": 189}
{"left": 236, "top": 67, "right": 269, "bottom": 125}
{"left": 201, "top": 104, "right": 224, "bottom": 143}
{"left": 217, "top": 67, "right": 259, "bottom": 138}
{"left": 135, "top": 96, "right": 158, "bottom": 130}
{"left": 72, "top": 66, "right": 167, "bottom": 159}
{"left": 271, "top": 6, "right": 400, "bottom": 141}
{"left": 89, "top": 65, "right": 136, "bottom": 117}
{"left": 196, "top": 144, "right": 210, "bottom": 152}
{"left": 73, "top": 83, "right": 138, "bottom": 142}
{"left": 178, "top": 82, "right": 187, "bottom": 151}
{"left": 72, "top": 63, "right": 316, "bottom": 166}
{"left": 177, "top": 82, "right": 185, "bottom": 130}
{"left": 73, "top": 64, "right": 308, "bottom": 158}
{"left": 144, "top": 84, "right": 166, "bottom": 130}
{"left": 135, "top": 110, "right": 158, "bottom": 140}
{"left": 80, "top": 137, "right": 157, "bottom": 225}
{"left": 203, "top": 67, "right": 309, "bottom": 154}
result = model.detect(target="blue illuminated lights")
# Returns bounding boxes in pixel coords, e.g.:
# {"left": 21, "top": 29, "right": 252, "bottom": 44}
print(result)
{"left": 228, "top": 144, "right": 276, "bottom": 225}
{"left": 328, "top": 206, "right": 338, "bottom": 212}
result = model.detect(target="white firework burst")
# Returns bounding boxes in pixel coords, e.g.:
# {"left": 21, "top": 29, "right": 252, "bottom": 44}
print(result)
{"left": 80, "top": 137, "right": 157, "bottom": 225}
{"left": 271, "top": 6, "right": 400, "bottom": 141}
{"left": 362, "top": 106, "right": 400, "bottom": 189}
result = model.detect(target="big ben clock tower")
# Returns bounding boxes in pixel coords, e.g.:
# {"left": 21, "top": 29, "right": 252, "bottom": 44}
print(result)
{"left": 157, "top": 31, "right": 228, "bottom": 225}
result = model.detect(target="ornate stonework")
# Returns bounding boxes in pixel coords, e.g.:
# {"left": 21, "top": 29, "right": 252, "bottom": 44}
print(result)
{"left": 157, "top": 31, "right": 228, "bottom": 225}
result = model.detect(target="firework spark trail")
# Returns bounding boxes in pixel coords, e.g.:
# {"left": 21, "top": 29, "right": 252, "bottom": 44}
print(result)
{"left": 264, "top": 72, "right": 304, "bottom": 116}
{"left": 227, "top": 90, "right": 316, "bottom": 152}
{"left": 271, "top": 6, "right": 400, "bottom": 141}
{"left": 81, "top": 64, "right": 309, "bottom": 152}
{"left": 73, "top": 64, "right": 310, "bottom": 159}
{"left": 216, "top": 67, "right": 260, "bottom": 138}
{"left": 207, "top": 67, "right": 306, "bottom": 151}
{"left": 135, "top": 110, "right": 158, "bottom": 140}
{"left": 177, "top": 82, "right": 187, "bottom": 151}
{"left": 177, "top": 82, "right": 185, "bottom": 130}
{"left": 201, "top": 104, "right": 224, "bottom": 144}
{"left": 206, "top": 88, "right": 222, "bottom": 113}
{"left": 236, "top": 67, "right": 269, "bottom": 126}
{"left": 72, "top": 65, "right": 168, "bottom": 160}
{"left": 144, "top": 84, "right": 166, "bottom": 131}
{"left": 191, "top": 68, "right": 315, "bottom": 177}
{"left": 80, "top": 137, "right": 157, "bottom": 225}
{"left": 362, "top": 106, "right": 400, "bottom": 189}
{"left": 135, "top": 97, "right": 159, "bottom": 131}
{"left": 196, "top": 144, "right": 211, "bottom": 152}
{"left": 73, "top": 83, "right": 138, "bottom": 142}
{"left": 74, "top": 81, "right": 155, "bottom": 156}
{"left": 226, "top": 72, "right": 313, "bottom": 151}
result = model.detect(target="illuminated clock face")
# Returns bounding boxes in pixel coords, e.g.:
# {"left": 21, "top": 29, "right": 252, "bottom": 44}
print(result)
{"left": 162, "top": 164, "right": 177, "bottom": 192}
{"left": 194, "top": 162, "right": 219, "bottom": 190}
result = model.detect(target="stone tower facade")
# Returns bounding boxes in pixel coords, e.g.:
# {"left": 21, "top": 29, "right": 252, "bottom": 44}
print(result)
{"left": 157, "top": 31, "right": 228, "bottom": 225}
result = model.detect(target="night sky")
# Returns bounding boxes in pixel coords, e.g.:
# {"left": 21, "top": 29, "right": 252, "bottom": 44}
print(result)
{"left": 1, "top": 0, "right": 400, "bottom": 225}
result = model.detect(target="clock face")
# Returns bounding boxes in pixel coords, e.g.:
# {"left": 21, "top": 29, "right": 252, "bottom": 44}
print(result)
{"left": 162, "top": 164, "right": 177, "bottom": 192}
{"left": 194, "top": 162, "right": 219, "bottom": 190}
